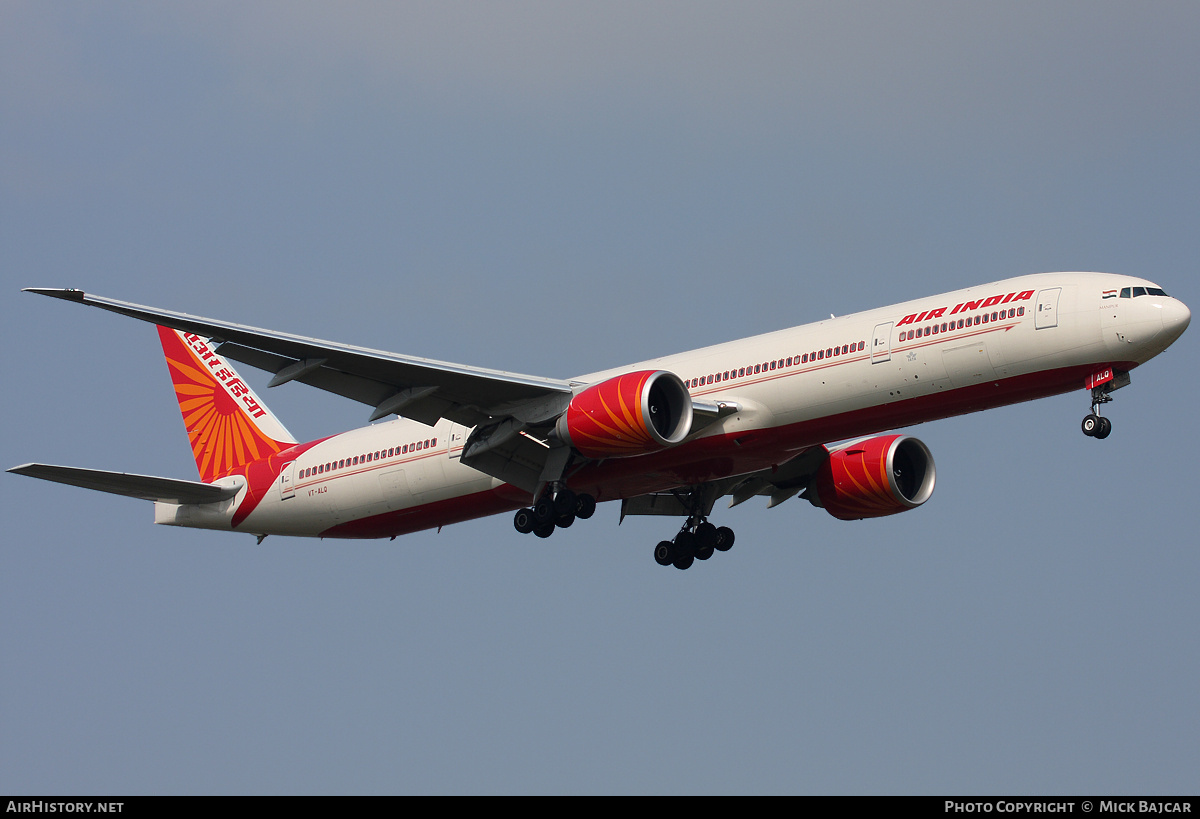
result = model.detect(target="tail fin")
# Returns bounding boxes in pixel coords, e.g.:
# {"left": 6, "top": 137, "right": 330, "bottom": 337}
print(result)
{"left": 157, "top": 327, "right": 297, "bottom": 483}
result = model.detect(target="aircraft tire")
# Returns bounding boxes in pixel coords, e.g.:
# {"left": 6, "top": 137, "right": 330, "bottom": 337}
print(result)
{"left": 1081, "top": 414, "right": 1099, "bottom": 436}
{"left": 533, "top": 523, "right": 555, "bottom": 538}
{"left": 715, "top": 526, "right": 735, "bottom": 552}
{"left": 554, "top": 489, "right": 577, "bottom": 517}
{"left": 1095, "top": 416, "right": 1112, "bottom": 439}
{"left": 533, "top": 496, "right": 557, "bottom": 526}
{"left": 513, "top": 508, "right": 535, "bottom": 534}
{"left": 556, "top": 510, "right": 575, "bottom": 529}
{"left": 574, "top": 494, "right": 597, "bottom": 520}
{"left": 654, "top": 541, "right": 674, "bottom": 566}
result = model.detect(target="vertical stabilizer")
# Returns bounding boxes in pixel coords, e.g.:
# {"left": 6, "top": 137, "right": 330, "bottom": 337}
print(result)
{"left": 157, "top": 327, "right": 297, "bottom": 483}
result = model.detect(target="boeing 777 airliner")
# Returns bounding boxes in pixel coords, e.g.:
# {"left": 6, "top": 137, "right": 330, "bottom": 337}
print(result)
{"left": 9, "top": 272, "right": 1190, "bottom": 569}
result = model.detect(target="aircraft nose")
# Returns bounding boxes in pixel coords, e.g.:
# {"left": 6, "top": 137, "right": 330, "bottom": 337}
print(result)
{"left": 1160, "top": 297, "right": 1191, "bottom": 341}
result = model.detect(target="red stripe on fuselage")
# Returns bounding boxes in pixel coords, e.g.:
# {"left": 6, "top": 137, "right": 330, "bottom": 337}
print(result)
{"left": 307, "top": 358, "right": 1138, "bottom": 539}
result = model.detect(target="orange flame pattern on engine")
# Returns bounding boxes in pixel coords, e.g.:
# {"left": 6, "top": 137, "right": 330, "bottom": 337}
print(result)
{"left": 565, "top": 371, "right": 665, "bottom": 459}
{"left": 158, "top": 326, "right": 289, "bottom": 483}
{"left": 816, "top": 435, "right": 907, "bottom": 520}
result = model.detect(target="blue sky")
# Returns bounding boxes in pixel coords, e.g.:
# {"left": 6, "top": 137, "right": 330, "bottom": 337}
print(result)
{"left": 2, "top": 2, "right": 1198, "bottom": 794}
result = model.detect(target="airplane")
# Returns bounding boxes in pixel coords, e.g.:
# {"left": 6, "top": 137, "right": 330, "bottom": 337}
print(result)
{"left": 8, "top": 272, "right": 1190, "bottom": 569}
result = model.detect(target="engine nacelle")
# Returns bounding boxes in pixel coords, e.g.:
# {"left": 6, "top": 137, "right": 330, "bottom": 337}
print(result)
{"left": 810, "top": 434, "right": 936, "bottom": 520}
{"left": 555, "top": 370, "right": 693, "bottom": 459}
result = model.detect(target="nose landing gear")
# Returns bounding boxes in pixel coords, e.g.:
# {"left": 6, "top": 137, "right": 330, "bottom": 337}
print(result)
{"left": 1081, "top": 386, "right": 1114, "bottom": 440}
{"left": 1081, "top": 412, "right": 1111, "bottom": 439}
{"left": 1081, "top": 369, "right": 1131, "bottom": 440}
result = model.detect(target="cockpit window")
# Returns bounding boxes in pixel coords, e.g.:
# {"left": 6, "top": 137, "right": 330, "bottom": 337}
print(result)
{"left": 1146, "top": 287, "right": 1168, "bottom": 297}
{"left": 1120, "top": 288, "right": 1131, "bottom": 298}
{"left": 1123, "top": 286, "right": 1170, "bottom": 298}
{"left": 1133, "top": 286, "right": 1147, "bottom": 297}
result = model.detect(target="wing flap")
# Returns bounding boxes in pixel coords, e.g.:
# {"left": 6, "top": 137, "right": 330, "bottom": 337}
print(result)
{"left": 8, "top": 463, "right": 240, "bottom": 504}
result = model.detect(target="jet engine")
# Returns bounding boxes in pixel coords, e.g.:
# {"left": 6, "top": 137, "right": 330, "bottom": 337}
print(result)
{"left": 555, "top": 370, "right": 693, "bottom": 459}
{"left": 809, "top": 434, "right": 936, "bottom": 520}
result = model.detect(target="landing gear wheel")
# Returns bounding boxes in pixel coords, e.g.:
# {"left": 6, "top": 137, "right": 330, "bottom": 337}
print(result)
{"left": 533, "top": 523, "right": 555, "bottom": 538}
{"left": 654, "top": 540, "right": 674, "bottom": 566}
{"left": 695, "top": 541, "right": 715, "bottom": 561}
{"left": 555, "top": 510, "right": 575, "bottom": 529}
{"left": 1095, "top": 416, "right": 1112, "bottom": 439}
{"left": 574, "top": 493, "right": 597, "bottom": 520}
{"left": 1081, "top": 414, "right": 1100, "bottom": 437}
{"left": 533, "top": 496, "right": 557, "bottom": 526}
{"left": 513, "top": 508, "right": 535, "bottom": 534}
{"left": 553, "top": 489, "right": 577, "bottom": 518}
{"left": 695, "top": 522, "right": 718, "bottom": 553}
{"left": 714, "top": 526, "right": 735, "bottom": 552}
{"left": 672, "top": 530, "right": 696, "bottom": 570}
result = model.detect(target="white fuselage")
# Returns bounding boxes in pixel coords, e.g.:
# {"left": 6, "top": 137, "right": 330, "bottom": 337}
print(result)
{"left": 154, "top": 272, "right": 1189, "bottom": 539}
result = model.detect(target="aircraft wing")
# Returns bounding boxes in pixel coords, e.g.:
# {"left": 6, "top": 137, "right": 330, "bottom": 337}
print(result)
{"left": 25, "top": 289, "right": 575, "bottom": 428}
{"left": 8, "top": 464, "right": 240, "bottom": 504}
{"left": 619, "top": 445, "right": 828, "bottom": 519}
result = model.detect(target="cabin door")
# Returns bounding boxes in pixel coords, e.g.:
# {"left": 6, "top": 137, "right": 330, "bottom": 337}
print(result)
{"left": 1035, "top": 288, "right": 1061, "bottom": 329}
{"left": 871, "top": 322, "right": 893, "bottom": 363}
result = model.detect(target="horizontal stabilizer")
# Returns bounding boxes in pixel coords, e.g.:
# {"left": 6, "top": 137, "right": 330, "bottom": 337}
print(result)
{"left": 8, "top": 463, "right": 239, "bottom": 504}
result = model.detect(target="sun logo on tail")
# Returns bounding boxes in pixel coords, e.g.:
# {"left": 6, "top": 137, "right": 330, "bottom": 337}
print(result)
{"left": 157, "top": 327, "right": 296, "bottom": 483}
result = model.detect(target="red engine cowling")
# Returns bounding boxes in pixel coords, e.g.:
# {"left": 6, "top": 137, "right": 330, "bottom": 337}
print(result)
{"left": 555, "top": 370, "right": 693, "bottom": 459}
{"left": 810, "top": 434, "right": 936, "bottom": 520}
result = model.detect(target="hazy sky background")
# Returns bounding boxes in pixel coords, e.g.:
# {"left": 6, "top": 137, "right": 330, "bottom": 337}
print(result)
{"left": 2, "top": 2, "right": 1197, "bottom": 794}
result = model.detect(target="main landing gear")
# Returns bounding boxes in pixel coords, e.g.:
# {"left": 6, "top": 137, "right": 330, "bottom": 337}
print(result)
{"left": 513, "top": 487, "right": 597, "bottom": 539}
{"left": 1081, "top": 385, "right": 1113, "bottom": 440}
{"left": 654, "top": 516, "right": 735, "bottom": 571}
